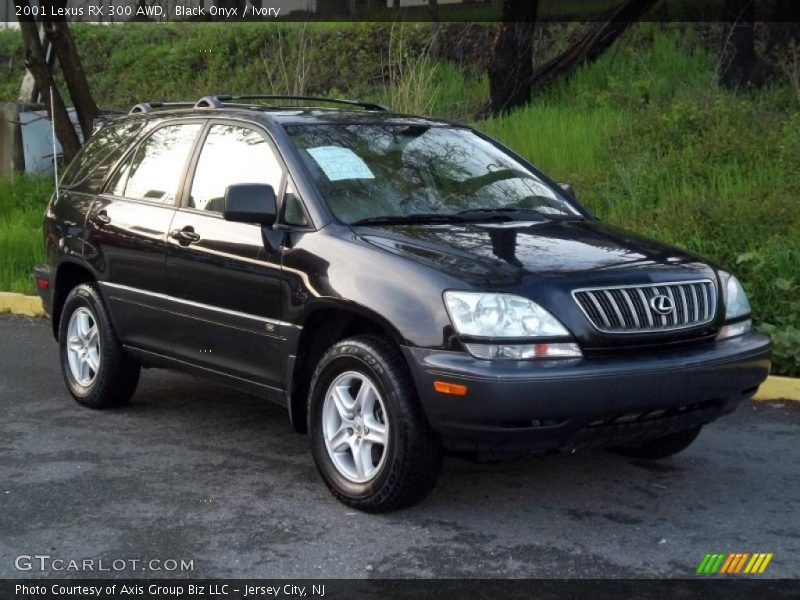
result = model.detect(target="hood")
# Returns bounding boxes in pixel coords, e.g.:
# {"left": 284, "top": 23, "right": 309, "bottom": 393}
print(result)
{"left": 357, "top": 219, "right": 714, "bottom": 289}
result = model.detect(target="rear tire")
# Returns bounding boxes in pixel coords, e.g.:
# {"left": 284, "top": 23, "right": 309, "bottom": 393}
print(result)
{"left": 59, "top": 283, "right": 140, "bottom": 409}
{"left": 308, "top": 335, "right": 442, "bottom": 512}
{"left": 611, "top": 426, "right": 703, "bottom": 460}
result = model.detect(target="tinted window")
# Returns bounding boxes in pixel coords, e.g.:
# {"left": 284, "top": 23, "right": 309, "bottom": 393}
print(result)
{"left": 109, "top": 124, "right": 201, "bottom": 204}
{"left": 285, "top": 124, "right": 581, "bottom": 224}
{"left": 188, "top": 125, "right": 284, "bottom": 214}
{"left": 60, "top": 120, "right": 144, "bottom": 194}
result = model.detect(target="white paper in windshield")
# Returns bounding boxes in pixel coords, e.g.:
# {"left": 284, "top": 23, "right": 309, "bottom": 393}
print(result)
{"left": 307, "top": 146, "right": 375, "bottom": 181}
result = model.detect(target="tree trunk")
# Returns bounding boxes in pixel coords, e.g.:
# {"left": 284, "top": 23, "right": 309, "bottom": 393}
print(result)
{"left": 42, "top": 3, "right": 99, "bottom": 141}
{"left": 392, "top": 0, "right": 400, "bottom": 8}
{"left": 766, "top": 3, "right": 799, "bottom": 55}
{"left": 214, "top": 0, "right": 246, "bottom": 16}
{"left": 720, "top": 0, "right": 770, "bottom": 89}
{"left": 428, "top": 0, "right": 441, "bottom": 58}
{"left": 18, "top": 32, "right": 51, "bottom": 103}
{"left": 16, "top": 3, "right": 82, "bottom": 163}
{"left": 487, "top": 0, "right": 538, "bottom": 115}
{"left": 528, "top": 0, "right": 658, "bottom": 94}
{"left": 134, "top": 0, "right": 155, "bottom": 21}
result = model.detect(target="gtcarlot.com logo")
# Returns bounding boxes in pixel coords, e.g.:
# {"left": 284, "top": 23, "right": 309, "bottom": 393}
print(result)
{"left": 15, "top": 554, "right": 194, "bottom": 572}
{"left": 696, "top": 552, "right": 773, "bottom": 575}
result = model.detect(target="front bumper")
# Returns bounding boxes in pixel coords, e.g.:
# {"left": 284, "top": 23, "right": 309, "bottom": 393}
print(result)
{"left": 402, "top": 332, "right": 772, "bottom": 455}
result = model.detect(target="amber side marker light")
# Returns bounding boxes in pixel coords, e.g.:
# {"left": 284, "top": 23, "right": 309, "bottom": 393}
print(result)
{"left": 433, "top": 381, "right": 468, "bottom": 396}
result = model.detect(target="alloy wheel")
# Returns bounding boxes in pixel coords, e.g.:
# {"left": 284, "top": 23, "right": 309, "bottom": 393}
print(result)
{"left": 66, "top": 307, "right": 101, "bottom": 387}
{"left": 322, "top": 371, "right": 389, "bottom": 483}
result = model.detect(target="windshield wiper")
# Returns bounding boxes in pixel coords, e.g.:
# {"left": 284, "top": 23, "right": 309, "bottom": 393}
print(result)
{"left": 351, "top": 213, "right": 469, "bottom": 226}
{"left": 457, "top": 207, "right": 577, "bottom": 220}
{"left": 351, "top": 210, "right": 532, "bottom": 227}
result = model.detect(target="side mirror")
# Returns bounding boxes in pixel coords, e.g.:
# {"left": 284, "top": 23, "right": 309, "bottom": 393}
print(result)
{"left": 223, "top": 184, "right": 277, "bottom": 226}
{"left": 558, "top": 182, "right": 576, "bottom": 198}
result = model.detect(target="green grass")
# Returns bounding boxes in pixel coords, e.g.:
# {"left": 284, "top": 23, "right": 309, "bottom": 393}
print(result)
{"left": 0, "top": 22, "right": 477, "bottom": 108}
{"left": 0, "top": 176, "right": 52, "bottom": 294}
{"left": 481, "top": 104, "right": 627, "bottom": 184}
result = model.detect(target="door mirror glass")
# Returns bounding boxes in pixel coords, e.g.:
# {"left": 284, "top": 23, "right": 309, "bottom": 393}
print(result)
{"left": 223, "top": 184, "right": 277, "bottom": 225}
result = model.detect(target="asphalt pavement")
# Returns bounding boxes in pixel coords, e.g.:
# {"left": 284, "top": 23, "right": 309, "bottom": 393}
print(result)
{"left": 1, "top": 313, "right": 799, "bottom": 579}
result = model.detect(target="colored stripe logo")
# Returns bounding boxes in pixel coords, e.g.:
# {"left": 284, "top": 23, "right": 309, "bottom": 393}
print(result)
{"left": 696, "top": 552, "right": 773, "bottom": 574}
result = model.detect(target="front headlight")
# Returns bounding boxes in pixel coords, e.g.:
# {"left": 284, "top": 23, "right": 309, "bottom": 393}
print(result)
{"left": 722, "top": 273, "right": 752, "bottom": 320}
{"left": 444, "top": 291, "right": 581, "bottom": 359}
{"left": 444, "top": 291, "right": 571, "bottom": 338}
{"left": 718, "top": 273, "right": 752, "bottom": 341}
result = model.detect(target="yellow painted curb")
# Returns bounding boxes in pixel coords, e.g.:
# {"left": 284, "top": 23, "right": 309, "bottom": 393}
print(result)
{"left": 0, "top": 292, "right": 45, "bottom": 317}
{"left": 754, "top": 376, "right": 800, "bottom": 403}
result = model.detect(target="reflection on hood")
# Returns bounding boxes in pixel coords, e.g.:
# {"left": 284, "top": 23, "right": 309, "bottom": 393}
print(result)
{"left": 359, "top": 220, "right": 706, "bottom": 287}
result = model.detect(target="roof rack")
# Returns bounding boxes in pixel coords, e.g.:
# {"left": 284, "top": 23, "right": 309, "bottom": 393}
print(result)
{"left": 128, "top": 95, "right": 390, "bottom": 116}
{"left": 129, "top": 101, "right": 196, "bottom": 115}
{"left": 215, "top": 95, "right": 390, "bottom": 112}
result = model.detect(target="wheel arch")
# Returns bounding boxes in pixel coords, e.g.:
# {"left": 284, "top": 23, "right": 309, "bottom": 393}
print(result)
{"left": 286, "top": 302, "right": 407, "bottom": 434}
{"left": 51, "top": 261, "right": 97, "bottom": 340}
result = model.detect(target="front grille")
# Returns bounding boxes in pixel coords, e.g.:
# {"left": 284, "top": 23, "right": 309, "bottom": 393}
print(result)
{"left": 572, "top": 280, "right": 717, "bottom": 334}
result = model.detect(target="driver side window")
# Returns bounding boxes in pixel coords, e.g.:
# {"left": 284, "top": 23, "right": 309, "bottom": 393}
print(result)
{"left": 188, "top": 124, "right": 284, "bottom": 214}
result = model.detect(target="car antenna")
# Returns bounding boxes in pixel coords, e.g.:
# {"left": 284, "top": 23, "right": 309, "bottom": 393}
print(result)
{"left": 49, "top": 86, "right": 59, "bottom": 203}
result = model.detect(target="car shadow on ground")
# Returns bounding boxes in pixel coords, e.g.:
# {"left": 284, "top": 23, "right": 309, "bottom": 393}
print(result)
{"left": 126, "top": 369, "right": 737, "bottom": 518}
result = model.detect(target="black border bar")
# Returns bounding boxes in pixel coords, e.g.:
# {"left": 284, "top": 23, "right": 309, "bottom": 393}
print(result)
{"left": 6, "top": 0, "right": 800, "bottom": 24}
{"left": 5, "top": 579, "right": 800, "bottom": 600}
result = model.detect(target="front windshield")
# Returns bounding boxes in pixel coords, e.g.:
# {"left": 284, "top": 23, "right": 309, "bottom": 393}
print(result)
{"left": 285, "top": 124, "right": 582, "bottom": 224}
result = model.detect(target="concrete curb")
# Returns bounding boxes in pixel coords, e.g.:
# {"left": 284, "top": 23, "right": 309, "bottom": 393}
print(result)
{"left": 0, "top": 291, "right": 798, "bottom": 400}
{"left": 0, "top": 291, "right": 45, "bottom": 317}
{"left": 754, "top": 376, "right": 800, "bottom": 403}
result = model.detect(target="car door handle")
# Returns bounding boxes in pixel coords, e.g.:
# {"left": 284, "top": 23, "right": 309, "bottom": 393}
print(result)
{"left": 169, "top": 227, "right": 201, "bottom": 245}
{"left": 90, "top": 210, "right": 111, "bottom": 225}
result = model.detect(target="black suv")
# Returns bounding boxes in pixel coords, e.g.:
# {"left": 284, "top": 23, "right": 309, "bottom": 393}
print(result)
{"left": 35, "top": 95, "right": 772, "bottom": 512}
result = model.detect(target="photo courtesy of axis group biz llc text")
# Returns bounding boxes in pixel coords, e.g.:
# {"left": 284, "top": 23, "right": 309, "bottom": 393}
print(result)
{"left": 0, "top": 1, "right": 799, "bottom": 599}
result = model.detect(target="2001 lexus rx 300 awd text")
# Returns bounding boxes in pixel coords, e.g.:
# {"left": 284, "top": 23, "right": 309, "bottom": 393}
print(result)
{"left": 34, "top": 95, "right": 772, "bottom": 512}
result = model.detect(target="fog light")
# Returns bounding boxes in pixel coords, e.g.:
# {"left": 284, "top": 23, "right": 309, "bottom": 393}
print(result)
{"left": 717, "top": 319, "right": 752, "bottom": 340}
{"left": 464, "top": 342, "right": 582, "bottom": 360}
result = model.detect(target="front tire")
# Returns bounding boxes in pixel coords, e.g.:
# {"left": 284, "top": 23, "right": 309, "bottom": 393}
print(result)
{"left": 611, "top": 426, "right": 703, "bottom": 460}
{"left": 308, "top": 336, "right": 442, "bottom": 512}
{"left": 59, "top": 283, "right": 140, "bottom": 409}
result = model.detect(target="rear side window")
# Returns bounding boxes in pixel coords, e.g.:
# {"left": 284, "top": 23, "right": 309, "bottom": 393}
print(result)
{"left": 60, "top": 120, "right": 144, "bottom": 194}
{"left": 108, "top": 123, "right": 202, "bottom": 205}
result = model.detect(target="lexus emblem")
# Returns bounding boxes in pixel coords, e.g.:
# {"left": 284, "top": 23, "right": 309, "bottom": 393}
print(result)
{"left": 650, "top": 294, "right": 675, "bottom": 315}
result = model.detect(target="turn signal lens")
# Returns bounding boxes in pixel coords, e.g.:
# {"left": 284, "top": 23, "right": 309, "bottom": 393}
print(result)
{"left": 464, "top": 342, "right": 582, "bottom": 360}
{"left": 433, "top": 381, "right": 468, "bottom": 396}
{"left": 717, "top": 319, "right": 752, "bottom": 341}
